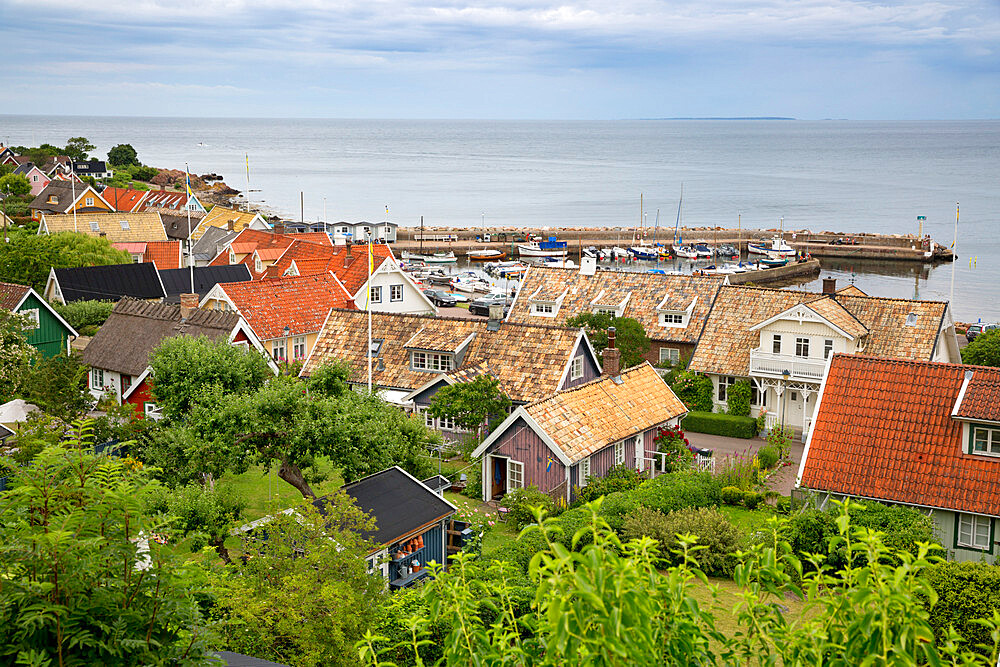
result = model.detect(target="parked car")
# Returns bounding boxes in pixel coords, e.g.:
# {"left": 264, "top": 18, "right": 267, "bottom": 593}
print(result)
{"left": 423, "top": 289, "right": 457, "bottom": 308}
{"left": 966, "top": 323, "right": 999, "bottom": 342}
{"left": 469, "top": 293, "right": 512, "bottom": 317}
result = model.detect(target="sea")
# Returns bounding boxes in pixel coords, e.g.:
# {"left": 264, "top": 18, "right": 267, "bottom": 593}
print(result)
{"left": 1, "top": 117, "right": 997, "bottom": 321}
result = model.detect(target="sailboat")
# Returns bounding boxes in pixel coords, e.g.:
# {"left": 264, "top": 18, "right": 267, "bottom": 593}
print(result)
{"left": 467, "top": 213, "right": 505, "bottom": 260}
{"left": 670, "top": 185, "right": 699, "bottom": 259}
{"left": 629, "top": 195, "right": 658, "bottom": 260}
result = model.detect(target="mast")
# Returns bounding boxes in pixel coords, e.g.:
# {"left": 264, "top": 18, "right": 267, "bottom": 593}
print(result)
{"left": 738, "top": 211, "right": 742, "bottom": 264}
{"left": 673, "top": 184, "right": 683, "bottom": 247}
{"left": 638, "top": 193, "right": 643, "bottom": 243}
{"left": 419, "top": 215, "right": 424, "bottom": 255}
{"left": 950, "top": 203, "right": 958, "bottom": 309}
{"left": 185, "top": 163, "right": 193, "bottom": 294}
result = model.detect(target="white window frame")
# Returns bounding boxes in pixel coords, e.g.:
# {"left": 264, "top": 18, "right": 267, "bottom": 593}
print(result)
{"left": 439, "top": 414, "right": 455, "bottom": 431}
{"left": 423, "top": 410, "right": 435, "bottom": 429}
{"left": 144, "top": 402, "right": 159, "bottom": 417}
{"left": 507, "top": 460, "right": 524, "bottom": 492}
{"left": 292, "top": 336, "right": 307, "bottom": 360}
{"left": 85, "top": 197, "right": 94, "bottom": 207}
{"left": 614, "top": 441, "right": 625, "bottom": 466}
{"left": 390, "top": 284, "right": 403, "bottom": 302}
{"left": 411, "top": 351, "right": 453, "bottom": 372}
{"left": 957, "top": 513, "right": 991, "bottom": 551}
{"left": 795, "top": 337, "right": 810, "bottom": 358}
{"left": 22, "top": 308, "right": 40, "bottom": 329}
{"left": 271, "top": 339, "right": 286, "bottom": 362}
{"left": 371, "top": 286, "right": 382, "bottom": 303}
{"left": 659, "top": 312, "right": 685, "bottom": 328}
{"left": 255, "top": 255, "right": 263, "bottom": 273}
{"left": 772, "top": 334, "right": 782, "bottom": 354}
{"left": 972, "top": 426, "right": 1000, "bottom": 456}
{"left": 532, "top": 302, "right": 554, "bottom": 316}
{"left": 717, "top": 375, "right": 737, "bottom": 402}
{"left": 570, "top": 356, "right": 584, "bottom": 380}
{"left": 89, "top": 221, "right": 100, "bottom": 232}
{"left": 91, "top": 368, "right": 104, "bottom": 390}
{"left": 824, "top": 339, "right": 834, "bottom": 359}
{"left": 595, "top": 308, "right": 617, "bottom": 317}
{"left": 658, "top": 347, "right": 680, "bottom": 364}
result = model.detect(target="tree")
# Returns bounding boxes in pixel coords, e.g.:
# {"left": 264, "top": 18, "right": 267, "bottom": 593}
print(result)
{"left": 0, "top": 421, "right": 217, "bottom": 665}
{"left": 0, "top": 173, "right": 30, "bottom": 197}
{"left": 0, "top": 230, "right": 130, "bottom": 291}
{"left": 566, "top": 313, "right": 650, "bottom": 368}
{"left": 64, "top": 136, "right": 95, "bottom": 162}
{"left": 148, "top": 334, "right": 274, "bottom": 421}
{"left": 0, "top": 309, "right": 36, "bottom": 402}
{"left": 145, "top": 483, "right": 246, "bottom": 564}
{"left": 428, "top": 374, "right": 511, "bottom": 443}
{"left": 108, "top": 143, "right": 140, "bottom": 167}
{"left": 19, "top": 352, "right": 91, "bottom": 421}
{"left": 51, "top": 299, "right": 116, "bottom": 336}
{"left": 962, "top": 328, "right": 1000, "bottom": 367}
{"left": 212, "top": 494, "right": 387, "bottom": 666}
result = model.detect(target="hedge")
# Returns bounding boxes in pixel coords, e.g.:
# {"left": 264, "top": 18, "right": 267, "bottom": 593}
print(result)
{"left": 923, "top": 561, "right": 1000, "bottom": 656}
{"left": 681, "top": 411, "right": 757, "bottom": 439}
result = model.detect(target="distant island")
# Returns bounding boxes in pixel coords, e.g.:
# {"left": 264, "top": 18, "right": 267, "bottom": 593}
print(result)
{"left": 640, "top": 117, "right": 796, "bottom": 121}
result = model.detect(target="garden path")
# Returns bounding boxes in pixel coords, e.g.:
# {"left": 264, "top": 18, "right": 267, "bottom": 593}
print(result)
{"left": 685, "top": 432, "right": 804, "bottom": 497}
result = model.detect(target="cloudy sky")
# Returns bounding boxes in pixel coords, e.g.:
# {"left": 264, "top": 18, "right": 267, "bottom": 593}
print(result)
{"left": 1, "top": 0, "right": 997, "bottom": 119}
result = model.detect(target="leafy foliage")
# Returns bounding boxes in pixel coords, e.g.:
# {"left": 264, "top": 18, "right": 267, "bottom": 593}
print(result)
{"left": 756, "top": 444, "right": 779, "bottom": 470}
{"left": 566, "top": 312, "right": 650, "bottom": 368}
{"left": 305, "top": 359, "right": 352, "bottom": 398}
{"left": 0, "top": 230, "right": 130, "bottom": 291}
{"left": 682, "top": 410, "right": 757, "bottom": 438}
{"left": 63, "top": 137, "right": 96, "bottom": 162}
{"left": 427, "top": 374, "right": 511, "bottom": 438}
{"left": 574, "top": 462, "right": 646, "bottom": 504}
{"left": 145, "top": 483, "right": 246, "bottom": 563}
{"left": 0, "top": 173, "right": 30, "bottom": 196}
{"left": 962, "top": 328, "right": 1000, "bottom": 367}
{"left": 501, "top": 486, "right": 555, "bottom": 529}
{"left": 653, "top": 424, "right": 694, "bottom": 472}
{"left": 631, "top": 470, "right": 722, "bottom": 514}
{"left": 19, "top": 352, "right": 91, "bottom": 421}
{"left": 51, "top": 299, "right": 115, "bottom": 336}
{"left": 211, "top": 494, "right": 387, "bottom": 667}
{"left": 0, "top": 421, "right": 216, "bottom": 665}
{"left": 924, "top": 561, "right": 1000, "bottom": 656}
{"left": 670, "top": 370, "right": 714, "bottom": 412}
{"left": 726, "top": 379, "right": 752, "bottom": 416}
{"left": 623, "top": 505, "right": 740, "bottom": 575}
{"left": 0, "top": 309, "right": 36, "bottom": 401}
{"left": 107, "top": 143, "right": 140, "bottom": 167}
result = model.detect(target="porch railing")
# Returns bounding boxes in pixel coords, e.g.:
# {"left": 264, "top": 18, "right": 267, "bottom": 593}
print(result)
{"left": 749, "top": 348, "right": 826, "bottom": 382}
{"left": 644, "top": 451, "right": 715, "bottom": 477}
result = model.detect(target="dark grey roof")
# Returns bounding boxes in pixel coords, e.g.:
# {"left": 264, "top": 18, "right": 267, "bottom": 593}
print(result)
{"left": 326, "top": 466, "right": 455, "bottom": 547}
{"left": 82, "top": 298, "right": 242, "bottom": 376}
{"left": 72, "top": 160, "right": 109, "bottom": 174}
{"left": 159, "top": 265, "right": 252, "bottom": 303}
{"left": 0, "top": 422, "right": 13, "bottom": 440}
{"left": 421, "top": 475, "right": 451, "bottom": 494}
{"left": 12, "top": 162, "right": 38, "bottom": 176}
{"left": 208, "top": 652, "right": 289, "bottom": 667}
{"left": 161, "top": 212, "right": 207, "bottom": 240}
{"left": 52, "top": 262, "right": 166, "bottom": 303}
{"left": 30, "top": 181, "right": 80, "bottom": 214}
{"left": 191, "top": 226, "right": 239, "bottom": 258}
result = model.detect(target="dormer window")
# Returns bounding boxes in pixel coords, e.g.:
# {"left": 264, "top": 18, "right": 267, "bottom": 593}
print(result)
{"left": 254, "top": 255, "right": 263, "bottom": 273}
{"left": 369, "top": 338, "right": 383, "bottom": 358}
{"left": 656, "top": 295, "right": 696, "bottom": 329}
{"left": 229, "top": 248, "right": 236, "bottom": 264}
{"left": 48, "top": 195, "right": 58, "bottom": 204}
{"left": 660, "top": 312, "right": 685, "bottom": 326}
{"left": 411, "top": 351, "right": 453, "bottom": 372}
{"left": 972, "top": 426, "right": 1000, "bottom": 456}
{"left": 532, "top": 302, "right": 555, "bottom": 316}
{"left": 595, "top": 308, "right": 617, "bottom": 317}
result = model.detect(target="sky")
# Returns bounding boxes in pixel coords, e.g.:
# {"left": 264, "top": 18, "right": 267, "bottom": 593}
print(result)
{"left": 1, "top": 0, "right": 998, "bottom": 119}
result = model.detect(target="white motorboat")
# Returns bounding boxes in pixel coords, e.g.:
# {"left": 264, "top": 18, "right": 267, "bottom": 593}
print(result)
{"left": 533, "top": 257, "right": 576, "bottom": 268}
{"left": 402, "top": 250, "right": 457, "bottom": 263}
{"left": 673, "top": 245, "right": 699, "bottom": 259}
{"left": 748, "top": 236, "right": 796, "bottom": 257}
{"left": 518, "top": 237, "right": 568, "bottom": 257}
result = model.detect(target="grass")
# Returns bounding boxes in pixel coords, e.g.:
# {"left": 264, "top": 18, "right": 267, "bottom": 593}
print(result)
{"left": 718, "top": 505, "right": 777, "bottom": 536}
{"left": 223, "top": 457, "right": 344, "bottom": 522}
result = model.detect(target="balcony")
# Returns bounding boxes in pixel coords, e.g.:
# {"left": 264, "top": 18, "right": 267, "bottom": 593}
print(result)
{"left": 749, "top": 348, "right": 826, "bottom": 382}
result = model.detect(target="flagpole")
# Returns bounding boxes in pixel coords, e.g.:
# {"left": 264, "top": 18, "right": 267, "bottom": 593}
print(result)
{"left": 950, "top": 202, "right": 958, "bottom": 310}
{"left": 186, "top": 163, "right": 194, "bottom": 294}
{"left": 71, "top": 172, "right": 78, "bottom": 232}
{"left": 367, "top": 230, "right": 373, "bottom": 394}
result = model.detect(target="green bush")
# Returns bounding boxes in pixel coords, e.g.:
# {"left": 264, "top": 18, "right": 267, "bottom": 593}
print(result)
{"left": 756, "top": 445, "right": 779, "bottom": 470}
{"left": 671, "top": 371, "right": 713, "bottom": 412}
{"left": 501, "top": 486, "right": 554, "bottom": 530}
{"left": 743, "top": 491, "right": 763, "bottom": 510}
{"left": 782, "top": 508, "right": 838, "bottom": 558}
{"left": 597, "top": 491, "right": 640, "bottom": 533}
{"left": 575, "top": 463, "right": 645, "bottom": 505}
{"left": 632, "top": 471, "right": 721, "bottom": 514}
{"left": 132, "top": 165, "right": 159, "bottom": 181}
{"left": 720, "top": 486, "right": 744, "bottom": 506}
{"left": 550, "top": 507, "right": 595, "bottom": 551}
{"left": 835, "top": 501, "right": 937, "bottom": 567}
{"left": 51, "top": 299, "right": 115, "bottom": 331}
{"left": 726, "top": 380, "right": 752, "bottom": 417}
{"left": 682, "top": 411, "right": 757, "bottom": 439}
{"left": 924, "top": 561, "right": 1000, "bottom": 656}
{"left": 775, "top": 497, "right": 792, "bottom": 514}
{"left": 461, "top": 463, "right": 482, "bottom": 500}
{"left": 622, "top": 506, "right": 740, "bottom": 576}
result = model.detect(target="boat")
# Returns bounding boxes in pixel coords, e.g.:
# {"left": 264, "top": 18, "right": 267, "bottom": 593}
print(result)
{"left": 401, "top": 250, "right": 456, "bottom": 263}
{"left": 717, "top": 244, "right": 739, "bottom": 257}
{"left": 694, "top": 243, "right": 713, "bottom": 258}
{"left": 517, "top": 237, "right": 568, "bottom": 257}
{"left": 582, "top": 246, "right": 601, "bottom": 259}
{"left": 748, "top": 236, "right": 795, "bottom": 257}
{"left": 601, "top": 246, "right": 629, "bottom": 259}
{"left": 533, "top": 257, "right": 576, "bottom": 268}
{"left": 673, "top": 245, "right": 699, "bottom": 259}
{"left": 628, "top": 245, "right": 658, "bottom": 260}
{"left": 467, "top": 248, "right": 505, "bottom": 261}
{"left": 760, "top": 257, "right": 788, "bottom": 268}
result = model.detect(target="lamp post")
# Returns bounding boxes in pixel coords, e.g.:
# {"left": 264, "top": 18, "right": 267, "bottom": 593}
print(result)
{"left": 781, "top": 369, "right": 791, "bottom": 429}
{"left": 283, "top": 325, "right": 290, "bottom": 364}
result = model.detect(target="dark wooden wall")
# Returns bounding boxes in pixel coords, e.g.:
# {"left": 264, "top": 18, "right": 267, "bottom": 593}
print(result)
{"left": 486, "top": 417, "right": 566, "bottom": 495}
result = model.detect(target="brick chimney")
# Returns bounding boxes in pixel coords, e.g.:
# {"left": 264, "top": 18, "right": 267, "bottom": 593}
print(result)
{"left": 344, "top": 242, "right": 354, "bottom": 268}
{"left": 179, "top": 293, "right": 199, "bottom": 319}
{"left": 822, "top": 277, "right": 837, "bottom": 294}
{"left": 603, "top": 326, "right": 621, "bottom": 378}
{"left": 227, "top": 220, "right": 235, "bottom": 231}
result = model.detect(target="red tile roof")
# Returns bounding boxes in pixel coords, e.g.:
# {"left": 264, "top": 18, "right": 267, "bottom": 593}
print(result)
{"left": 217, "top": 273, "right": 356, "bottom": 340}
{"left": 101, "top": 187, "right": 149, "bottom": 212}
{"left": 0, "top": 281, "right": 30, "bottom": 310}
{"left": 800, "top": 355, "right": 1000, "bottom": 516}
{"left": 955, "top": 377, "right": 1000, "bottom": 423}
{"left": 267, "top": 242, "right": 396, "bottom": 294}
{"left": 145, "top": 240, "right": 183, "bottom": 270}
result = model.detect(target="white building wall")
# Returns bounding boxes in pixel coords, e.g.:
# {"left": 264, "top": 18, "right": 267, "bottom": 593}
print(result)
{"left": 357, "top": 267, "right": 435, "bottom": 315}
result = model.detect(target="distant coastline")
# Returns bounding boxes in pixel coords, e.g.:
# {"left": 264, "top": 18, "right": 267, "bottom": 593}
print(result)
{"left": 640, "top": 117, "right": 796, "bottom": 121}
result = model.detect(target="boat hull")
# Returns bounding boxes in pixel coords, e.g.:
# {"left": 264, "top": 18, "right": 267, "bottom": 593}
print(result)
{"left": 517, "top": 245, "right": 567, "bottom": 257}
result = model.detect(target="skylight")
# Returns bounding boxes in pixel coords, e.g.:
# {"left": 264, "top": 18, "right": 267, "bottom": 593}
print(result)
{"left": 120, "top": 220, "right": 130, "bottom": 230}
{"left": 905, "top": 312, "right": 918, "bottom": 327}
{"left": 89, "top": 221, "right": 100, "bottom": 232}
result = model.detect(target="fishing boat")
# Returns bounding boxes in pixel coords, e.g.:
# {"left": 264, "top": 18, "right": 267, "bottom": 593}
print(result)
{"left": 518, "top": 237, "right": 568, "bottom": 257}
{"left": 748, "top": 237, "right": 795, "bottom": 257}
{"left": 673, "top": 245, "right": 699, "bottom": 259}
{"left": 694, "top": 243, "right": 713, "bottom": 258}
{"left": 467, "top": 248, "right": 505, "bottom": 261}
{"left": 760, "top": 257, "right": 788, "bottom": 268}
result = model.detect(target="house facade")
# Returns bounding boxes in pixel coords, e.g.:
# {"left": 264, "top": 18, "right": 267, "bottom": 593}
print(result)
{"left": 505, "top": 264, "right": 725, "bottom": 367}
{"left": 72, "top": 159, "right": 113, "bottom": 179}
{"left": 0, "top": 282, "right": 78, "bottom": 357}
{"left": 798, "top": 355, "right": 1000, "bottom": 564}
{"left": 82, "top": 296, "right": 275, "bottom": 415}
{"left": 141, "top": 189, "right": 206, "bottom": 214}
{"left": 30, "top": 181, "right": 112, "bottom": 221}
{"left": 330, "top": 221, "right": 397, "bottom": 244}
{"left": 688, "top": 282, "right": 961, "bottom": 437}
{"left": 12, "top": 163, "right": 51, "bottom": 196}
{"left": 471, "top": 362, "right": 688, "bottom": 503}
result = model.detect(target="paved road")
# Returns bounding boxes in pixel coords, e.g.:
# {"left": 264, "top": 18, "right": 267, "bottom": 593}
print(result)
{"left": 686, "top": 431, "right": 804, "bottom": 497}
{"left": 438, "top": 306, "right": 481, "bottom": 319}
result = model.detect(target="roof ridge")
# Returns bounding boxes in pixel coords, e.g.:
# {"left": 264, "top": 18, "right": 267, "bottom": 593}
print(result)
{"left": 834, "top": 353, "right": 1000, "bottom": 374}
{"left": 524, "top": 362, "right": 652, "bottom": 408}
{"left": 325, "top": 307, "right": 580, "bottom": 333}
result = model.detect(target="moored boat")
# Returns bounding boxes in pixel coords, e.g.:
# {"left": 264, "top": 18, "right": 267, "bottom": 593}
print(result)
{"left": 673, "top": 245, "right": 698, "bottom": 259}
{"left": 467, "top": 248, "right": 505, "bottom": 261}
{"left": 628, "top": 244, "right": 658, "bottom": 260}
{"left": 748, "top": 236, "right": 795, "bottom": 257}
{"left": 694, "top": 243, "right": 713, "bottom": 258}
{"left": 518, "top": 237, "right": 568, "bottom": 257}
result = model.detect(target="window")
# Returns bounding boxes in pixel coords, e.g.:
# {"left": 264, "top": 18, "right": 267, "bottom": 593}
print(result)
{"left": 144, "top": 402, "right": 159, "bottom": 417}
{"left": 905, "top": 312, "right": 918, "bottom": 327}
{"left": 824, "top": 339, "right": 834, "bottom": 359}
{"left": 423, "top": 411, "right": 435, "bottom": 428}
{"left": 439, "top": 415, "right": 455, "bottom": 431}
{"left": 957, "top": 514, "right": 991, "bottom": 551}
{"left": 411, "top": 351, "right": 453, "bottom": 372}
{"left": 659, "top": 347, "right": 680, "bottom": 364}
{"left": 750, "top": 383, "right": 761, "bottom": 406}
{"left": 48, "top": 195, "right": 58, "bottom": 204}
{"left": 614, "top": 441, "right": 626, "bottom": 466}
{"left": 292, "top": 336, "right": 307, "bottom": 360}
{"left": 596, "top": 308, "right": 617, "bottom": 317}
{"left": 390, "top": 284, "right": 403, "bottom": 302}
{"left": 21, "top": 308, "right": 39, "bottom": 329}
{"left": 85, "top": 197, "right": 94, "bottom": 207}
{"left": 89, "top": 221, "right": 100, "bottom": 232}
{"left": 532, "top": 302, "right": 554, "bottom": 315}
{"left": 254, "top": 255, "right": 263, "bottom": 273}
{"left": 579, "top": 457, "right": 591, "bottom": 487}
{"left": 122, "top": 375, "right": 132, "bottom": 392}
{"left": 772, "top": 334, "right": 782, "bottom": 354}
{"left": 119, "top": 220, "right": 130, "bottom": 230}
{"left": 795, "top": 337, "right": 810, "bottom": 357}
{"left": 790, "top": 391, "right": 799, "bottom": 402}
{"left": 132, "top": 254, "right": 142, "bottom": 263}
{"left": 570, "top": 356, "right": 584, "bottom": 380}
{"left": 973, "top": 426, "right": 1000, "bottom": 456}
{"left": 508, "top": 460, "right": 524, "bottom": 491}
{"left": 32, "top": 174, "right": 38, "bottom": 182}
{"left": 91, "top": 368, "right": 104, "bottom": 390}
{"left": 660, "top": 312, "right": 684, "bottom": 326}
{"left": 371, "top": 286, "right": 382, "bottom": 303}
{"left": 228, "top": 249, "right": 236, "bottom": 264}
{"left": 271, "top": 339, "right": 286, "bottom": 361}
{"left": 717, "top": 376, "right": 737, "bottom": 402}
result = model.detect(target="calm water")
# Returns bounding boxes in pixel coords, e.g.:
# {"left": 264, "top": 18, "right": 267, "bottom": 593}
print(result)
{"left": 1, "top": 117, "right": 997, "bottom": 320}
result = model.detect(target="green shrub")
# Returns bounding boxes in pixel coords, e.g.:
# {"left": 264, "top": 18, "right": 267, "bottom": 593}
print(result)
{"left": 51, "top": 299, "right": 115, "bottom": 331}
{"left": 923, "top": 561, "right": 1000, "bottom": 656}
{"left": 766, "top": 426, "right": 794, "bottom": 460}
{"left": 501, "top": 486, "right": 554, "bottom": 529}
{"left": 682, "top": 411, "right": 756, "bottom": 439}
{"left": 836, "top": 501, "right": 938, "bottom": 567}
{"left": 132, "top": 165, "right": 159, "bottom": 181}
{"left": 622, "top": 506, "right": 740, "bottom": 576}
{"left": 671, "top": 371, "right": 713, "bottom": 412}
{"left": 720, "top": 486, "right": 744, "bottom": 506}
{"left": 632, "top": 471, "right": 721, "bottom": 514}
{"left": 597, "top": 491, "right": 640, "bottom": 533}
{"left": 782, "top": 508, "right": 837, "bottom": 558}
{"left": 726, "top": 380, "right": 752, "bottom": 417}
{"left": 743, "top": 491, "right": 763, "bottom": 510}
{"left": 775, "top": 497, "right": 792, "bottom": 514}
{"left": 461, "top": 463, "right": 482, "bottom": 500}
{"left": 550, "top": 507, "right": 595, "bottom": 551}
{"left": 575, "top": 463, "right": 645, "bottom": 505}
{"left": 485, "top": 528, "right": 548, "bottom": 573}
{"left": 756, "top": 445, "right": 779, "bottom": 470}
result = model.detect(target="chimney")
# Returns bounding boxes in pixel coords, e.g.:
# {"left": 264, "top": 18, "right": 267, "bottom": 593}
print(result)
{"left": 822, "top": 277, "right": 837, "bottom": 294}
{"left": 179, "top": 293, "right": 199, "bottom": 319}
{"left": 227, "top": 220, "right": 235, "bottom": 231}
{"left": 344, "top": 242, "right": 354, "bottom": 268}
{"left": 274, "top": 223, "right": 285, "bottom": 235}
{"left": 487, "top": 304, "right": 504, "bottom": 331}
{"left": 603, "top": 326, "right": 621, "bottom": 378}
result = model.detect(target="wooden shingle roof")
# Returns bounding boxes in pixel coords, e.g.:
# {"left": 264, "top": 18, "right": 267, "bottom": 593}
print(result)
{"left": 507, "top": 266, "right": 724, "bottom": 344}
{"left": 523, "top": 362, "right": 687, "bottom": 463}
{"left": 302, "top": 310, "right": 584, "bottom": 402}
{"left": 800, "top": 356, "right": 1000, "bottom": 516}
